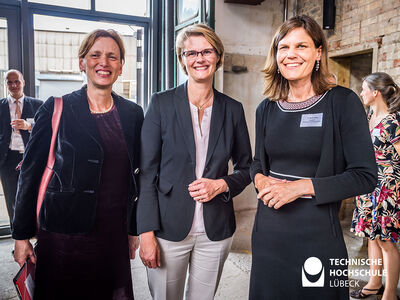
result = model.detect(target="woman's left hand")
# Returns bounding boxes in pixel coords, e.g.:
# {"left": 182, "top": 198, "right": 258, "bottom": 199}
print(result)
{"left": 128, "top": 235, "right": 139, "bottom": 259}
{"left": 257, "top": 179, "right": 314, "bottom": 209}
{"left": 188, "top": 178, "right": 228, "bottom": 203}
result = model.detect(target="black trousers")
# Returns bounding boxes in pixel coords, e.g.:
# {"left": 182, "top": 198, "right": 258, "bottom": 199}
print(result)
{"left": 0, "top": 149, "right": 23, "bottom": 226}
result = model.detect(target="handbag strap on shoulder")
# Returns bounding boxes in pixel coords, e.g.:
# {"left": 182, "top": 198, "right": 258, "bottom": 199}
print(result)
{"left": 47, "top": 97, "right": 63, "bottom": 169}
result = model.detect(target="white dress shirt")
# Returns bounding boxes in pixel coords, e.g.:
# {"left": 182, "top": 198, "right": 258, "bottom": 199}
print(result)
{"left": 189, "top": 102, "right": 213, "bottom": 235}
{"left": 8, "top": 95, "right": 25, "bottom": 152}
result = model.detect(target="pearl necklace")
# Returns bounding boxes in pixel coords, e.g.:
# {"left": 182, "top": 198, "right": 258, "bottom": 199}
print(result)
{"left": 89, "top": 98, "right": 114, "bottom": 114}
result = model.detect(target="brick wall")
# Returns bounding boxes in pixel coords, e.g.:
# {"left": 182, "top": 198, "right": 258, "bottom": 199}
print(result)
{"left": 297, "top": 0, "right": 400, "bottom": 82}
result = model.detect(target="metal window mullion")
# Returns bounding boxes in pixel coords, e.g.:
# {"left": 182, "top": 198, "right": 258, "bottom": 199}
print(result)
{"left": 21, "top": 0, "right": 35, "bottom": 97}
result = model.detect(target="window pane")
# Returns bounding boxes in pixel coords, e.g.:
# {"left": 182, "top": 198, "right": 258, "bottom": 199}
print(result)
{"left": 177, "top": 61, "right": 187, "bottom": 85}
{"left": 33, "top": 15, "right": 144, "bottom": 105}
{"left": 95, "top": 0, "right": 148, "bottom": 17}
{"left": 0, "top": 18, "right": 8, "bottom": 99}
{"left": 178, "top": 0, "right": 199, "bottom": 23}
{"left": 29, "top": 0, "right": 90, "bottom": 10}
{"left": 0, "top": 18, "right": 8, "bottom": 227}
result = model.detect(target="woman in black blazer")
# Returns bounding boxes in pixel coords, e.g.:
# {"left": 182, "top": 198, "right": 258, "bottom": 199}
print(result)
{"left": 249, "top": 16, "right": 377, "bottom": 299}
{"left": 137, "top": 24, "right": 252, "bottom": 300}
{"left": 12, "top": 29, "right": 143, "bottom": 300}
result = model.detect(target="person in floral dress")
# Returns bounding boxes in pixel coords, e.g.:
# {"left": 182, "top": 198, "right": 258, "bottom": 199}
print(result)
{"left": 351, "top": 72, "right": 400, "bottom": 300}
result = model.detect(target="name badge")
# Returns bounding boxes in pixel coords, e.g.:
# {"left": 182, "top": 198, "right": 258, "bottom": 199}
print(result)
{"left": 300, "top": 113, "right": 323, "bottom": 127}
{"left": 371, "top": 128, "right": 380, "bottom": 137}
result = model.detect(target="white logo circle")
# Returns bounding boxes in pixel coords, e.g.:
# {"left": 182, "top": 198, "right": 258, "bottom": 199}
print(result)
{"left": 304, "top": 257, "right": 322, "bottom": 275}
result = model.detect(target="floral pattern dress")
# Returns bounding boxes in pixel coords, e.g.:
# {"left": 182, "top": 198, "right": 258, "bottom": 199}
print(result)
{"left": 351, "top": 113, "right": 400, "bottom": 242}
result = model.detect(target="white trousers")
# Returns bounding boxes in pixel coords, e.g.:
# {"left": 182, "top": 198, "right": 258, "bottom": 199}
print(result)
{"left": 147, "top": 234, "right": 232, "bottom": 300}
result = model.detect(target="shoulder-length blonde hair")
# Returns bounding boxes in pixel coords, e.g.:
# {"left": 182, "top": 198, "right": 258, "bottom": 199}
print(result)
{"left": 176, "top": 24, "right": 224, "bottom": 75}
{"left": 263, "top": 15, "right": 335, "bottom": 101}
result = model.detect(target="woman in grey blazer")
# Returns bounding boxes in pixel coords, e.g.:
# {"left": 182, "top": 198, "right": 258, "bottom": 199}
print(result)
{"left": 136, "top": 24, "right": 252, "bottom": 300}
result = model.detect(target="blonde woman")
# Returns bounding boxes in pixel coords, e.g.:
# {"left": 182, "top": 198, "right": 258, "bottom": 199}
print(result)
{"left": 137, "top": 24, "right": 252, "bottom": 300}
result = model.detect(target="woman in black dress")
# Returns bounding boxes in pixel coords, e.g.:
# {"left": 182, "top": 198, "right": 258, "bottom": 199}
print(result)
{"left": 249, "top": 15, "right": 377, "bottom": 299}
{"left": 12, "top": 29, "right": 143, "bottom": 300}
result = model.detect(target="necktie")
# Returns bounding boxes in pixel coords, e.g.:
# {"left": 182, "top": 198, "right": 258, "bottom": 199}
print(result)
{"left": 14, "top": 99, "right": 21, "bottom": 134}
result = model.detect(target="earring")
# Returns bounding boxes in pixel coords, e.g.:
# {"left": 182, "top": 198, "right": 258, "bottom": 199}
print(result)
{"left": 277, "top": 68, "right": 280, "bottom": 74}
{"left": 315, "top": 60, "right": 320, "bottom": 71}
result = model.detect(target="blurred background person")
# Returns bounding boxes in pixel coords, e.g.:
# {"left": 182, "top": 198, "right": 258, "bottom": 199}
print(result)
{"left": 351, "top": 72, "right": 400, "bottom": 300}
{"left": 250, "top": 15, "right": 377, "bottom": 300}
{"left": 0, "top": 69, "right": 42, "bottom": 227}
{"left": 137, "top": 24, "right": 252, "bottom": 300}
{"left": 12, "top": 29, "right": 143, "bottom": 300}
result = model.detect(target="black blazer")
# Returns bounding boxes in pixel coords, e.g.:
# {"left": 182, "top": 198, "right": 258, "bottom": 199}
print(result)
{"left": 0, "top": 96, "right": 43, "bottom": 166}
{"left": 136, "top": 82, "right": 252, "bottom": 242}
{"left": 12, "top": 86, "right": 143, "bottom": 240}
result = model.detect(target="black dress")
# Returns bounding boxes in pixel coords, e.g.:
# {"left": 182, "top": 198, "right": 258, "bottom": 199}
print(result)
{"left": 34, "top": 106, "right": 134, "bottom": 300}
{"left": 250, "top": 92, "right": 350, "bottom": 300}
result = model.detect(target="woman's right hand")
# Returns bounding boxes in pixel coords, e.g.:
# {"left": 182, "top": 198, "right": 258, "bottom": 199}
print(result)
{"left": 14, "top": 239, "right": 36, "bottom": 267}
{"left": 139, "top": 231, "right": 161, "bottom": 269}
{"left": 254, "top": 173, "right": 281, "bottom": 191}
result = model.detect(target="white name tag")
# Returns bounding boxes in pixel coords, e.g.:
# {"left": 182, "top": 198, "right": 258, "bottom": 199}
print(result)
{"left": 372, "top": 128, "right": 380, "bottom": 137}
{"left": 300, "top": 113, "right": 323, "bottom": 127}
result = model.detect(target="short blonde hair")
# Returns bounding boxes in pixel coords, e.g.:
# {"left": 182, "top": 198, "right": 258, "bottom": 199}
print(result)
{"left": 176, "top": 24, "right": 224, "bottom": 75}
{"left": 262, "top": 15, "right": 335, "bottom": 101}
{"left": 79, "top": 29, "right": 125, "bottom": 63}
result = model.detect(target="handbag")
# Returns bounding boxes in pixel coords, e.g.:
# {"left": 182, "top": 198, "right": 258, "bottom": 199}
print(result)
{"left": 13, "top": 96, "right": 63, "bottom": 300}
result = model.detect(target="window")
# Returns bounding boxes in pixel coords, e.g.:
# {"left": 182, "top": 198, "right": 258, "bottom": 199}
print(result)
{"left": 177, "top": 0, "right": 199, "bottom": 23}
{"left": 28, "top": 0, "right": 91, "bottom": 10}
{"left": 95, "top": 0, "right": 149, "bottom": 17}
{"left": 33, "top": 15, "right": 144, "bottom": 104}
{"left": 0, "top": 18, "right": 9, "bottom": 99}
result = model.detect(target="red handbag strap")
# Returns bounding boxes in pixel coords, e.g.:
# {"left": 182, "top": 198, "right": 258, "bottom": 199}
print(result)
{"left": 36, "top": 97, "right": 63, "bottom": 222}
{"left": 47, "top": 97, "right": 63, "bottom": 169}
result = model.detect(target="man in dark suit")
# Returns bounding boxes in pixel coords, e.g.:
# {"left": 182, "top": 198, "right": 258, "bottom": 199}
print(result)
{"left": 0, "top": 69, "right": 42, "bottom": 226}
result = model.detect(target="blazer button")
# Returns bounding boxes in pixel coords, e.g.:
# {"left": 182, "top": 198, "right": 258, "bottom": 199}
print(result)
{"left": 134, "top": 168, "right": 140, "bottom": 175}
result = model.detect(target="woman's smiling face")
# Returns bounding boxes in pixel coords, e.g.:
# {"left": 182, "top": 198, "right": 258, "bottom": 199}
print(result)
{"left": 276, "top": 27, "right": 321, "bottom": 83}
{"left": 182, "top": 35, "right": 219, "bottom": 83}
{"left": 79, "top": 37, "right": 123, "bottom": 89}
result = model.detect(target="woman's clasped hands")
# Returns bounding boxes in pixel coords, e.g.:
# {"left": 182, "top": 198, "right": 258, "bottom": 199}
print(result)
{"left": 254, "top": 174, "right": 314, "bottom": 209}
{"left": 188, "top": 178, "right": 228, "bottom": 203}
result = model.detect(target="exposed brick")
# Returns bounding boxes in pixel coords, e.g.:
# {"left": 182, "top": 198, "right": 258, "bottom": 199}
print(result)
{"left": 297, "top": 0, "right": 400, "bottom": 81}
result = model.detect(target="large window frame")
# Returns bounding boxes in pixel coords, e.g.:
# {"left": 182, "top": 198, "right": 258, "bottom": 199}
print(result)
{"left": 0, "top": 0, "right": 160, "bottom": 108}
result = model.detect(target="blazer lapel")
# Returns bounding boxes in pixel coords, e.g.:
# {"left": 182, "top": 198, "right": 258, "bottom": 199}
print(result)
{"left": 21, "top": 97, "right": 33, "bottom": 119}
{"left": 114, "top": 95, "right": 135, "bottom": 161}
{"left": 174, "top": 82, "right": 196, "bottom": 163}
{"left": 204, "top": 89, "right": 225, "bottom": 168}
{"left": 69, "top": 87, "right": 102, "bottom": 146}
{"left": 1, "top": 98, "right": 11, "bottom": 130}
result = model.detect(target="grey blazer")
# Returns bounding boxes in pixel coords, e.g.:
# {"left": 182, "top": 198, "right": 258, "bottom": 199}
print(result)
{"left": 136, "top": 82, "right": 252, "bottom": 242}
